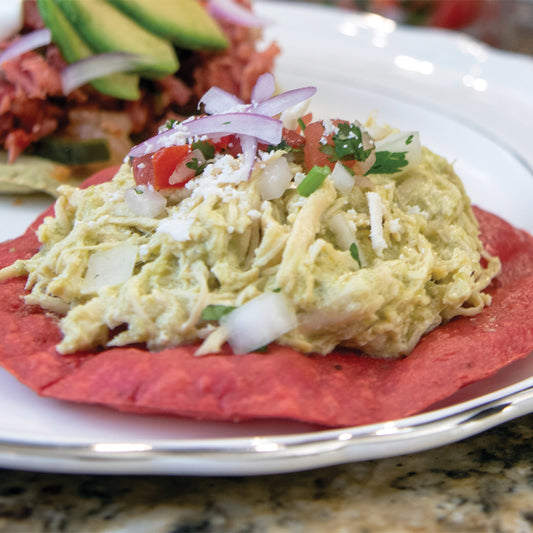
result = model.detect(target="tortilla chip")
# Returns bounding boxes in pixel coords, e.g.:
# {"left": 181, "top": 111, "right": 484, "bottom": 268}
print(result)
{"left": 0, "top": 169, "right": 532, "bottom": 427}
{"left": 0, "top": 152, "right": 116, "bottom": 196}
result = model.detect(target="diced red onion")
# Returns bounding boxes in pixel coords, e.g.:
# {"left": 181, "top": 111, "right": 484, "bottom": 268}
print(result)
{"left": 256, "top": 156, "right": 292, "bottom": 200}
{"left": 129, "top": 112, "right": 282, "bottom": 158}
{"left": 207, "top": 0, "right": 267, "bottom": 28}
{"left": 0, "top": 28, "right": 51, "bottom": 66}
{"left": 239, "top": 134, "right": 258, "bottom": 180}
{"left": 61, "top": 52, "right": 146, "bottom": 94}
{"left": 251, "top": 72, "right": 275, "bottom": 105}
{"left": 253, "top": 86, "right": 317, "bottom": 117}
{"left": 224, "top": 292, "right": 298, "bottom": 354}
{"left": 124, "top": 185, "right": 167, "bottom": 218}
{"left": 198, "top": 86, "right": 244, "bottom": 114}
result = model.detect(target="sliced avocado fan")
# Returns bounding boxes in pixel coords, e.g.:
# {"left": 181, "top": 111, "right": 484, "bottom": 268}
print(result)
{"left": 108, "top": 0, "right": 228, "bottom": 51}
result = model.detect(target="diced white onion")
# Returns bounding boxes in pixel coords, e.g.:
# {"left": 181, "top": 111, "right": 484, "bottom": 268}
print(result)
{"left": 81, "top": 244, "right": 138, "bottom": 294}
{"left": 256, "top": 156, "right": 292, "bottom": 200}
{"left": 0, "top": 0, "right": 23, "bottom": 41}
{"left": 0, "top": 28, "right": 51, "bottom": 66}
{"left": 374, "top": 131, "right": 422, "bottom": 173}
{"left": 330, "top": 162, "right": 355, "bottom": 195}
{"left": 124, "top": 185, "right": 167, "bottom": 218}
{"left": 366, "top": 191, "right": 387, "bottom": 256}
{"left": 328, "top": 212, "right": 355, "bottom": 251}
{"left": 224, "top": 292, "right": 298, "bottom": 354}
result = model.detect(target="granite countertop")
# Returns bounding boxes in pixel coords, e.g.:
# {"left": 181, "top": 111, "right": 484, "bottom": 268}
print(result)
{"left": 1, "top": 413, "right": 533, "bottom": 532}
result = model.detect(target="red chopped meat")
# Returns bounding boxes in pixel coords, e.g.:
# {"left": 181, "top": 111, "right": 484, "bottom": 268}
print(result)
{"left": 0, "top": 0, "right": 279, "bottom": 165}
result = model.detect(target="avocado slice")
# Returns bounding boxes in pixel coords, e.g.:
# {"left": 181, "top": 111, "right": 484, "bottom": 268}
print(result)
{"left": 54, "top": 0, "right": 180, "bottom": 79}
{"left": 36, "top": 0, "right": 140, "bottom": 100}
{"left": 108, "top": 0, "right": 228, "bottom": 50}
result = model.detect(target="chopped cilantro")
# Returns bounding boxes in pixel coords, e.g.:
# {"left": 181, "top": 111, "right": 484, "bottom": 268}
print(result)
{"left": 186, "top": 158, "right": 208, "bottom": 176}
{"left": 133, "top": 187, "right": 144, "bottom": 195}
{"left": 320, "top": 122, "right": 374, "bottom": 164}
{"left": 366, "top": 151, "right": 408, "bottom": 175}
{"left": 349, "top": 242, "right": 360, "bottom": 265}
{"left": 200, "top": 304, "right": 236, "bottom": 321}
{"left": 265, "top": 139, "right": 291, "bottom": 153}
{"left": 272, "top": 287, "right": 282, "bottom": 293}
{"left": 164, "top": 119, "right": 179, "bottom": 130}
{"left": 406, "top": 134, "right": 414, "bottom": 145}
{"left": 297, "top": 165, "right": 330, "bottom": 197}
{"left": 192, "top": 140, "right": 215, "bottom": 161}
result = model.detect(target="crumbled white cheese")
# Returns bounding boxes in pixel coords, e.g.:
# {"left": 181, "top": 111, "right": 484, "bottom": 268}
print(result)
{"left": 389, "top": 218, "right": 402, "bottom": 233}
{"left": 139, "top": 244, "right": 150, "bottom": 259}
{"left": 156, "top": 215, "right": 193, "bottom": 242}
{"left": 407, "top": 205, "right": 429, "bottom": 218}
{"left": 366, "top": 191, "right": 387, "bottom": 256}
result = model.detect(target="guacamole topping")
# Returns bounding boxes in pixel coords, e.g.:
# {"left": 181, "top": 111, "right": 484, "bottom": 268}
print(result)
{"left": 0, "top": 79, "right": 501, "bottom": 359}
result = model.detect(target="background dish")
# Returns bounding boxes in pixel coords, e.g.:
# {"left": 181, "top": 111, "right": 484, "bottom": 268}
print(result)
{"left": 0, "top": 1, "right": 532, "bottom": 475}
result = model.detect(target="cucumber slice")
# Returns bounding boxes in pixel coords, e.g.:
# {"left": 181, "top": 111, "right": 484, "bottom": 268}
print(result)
{"left": 32, "top": 137, "right": 111, "bottom": 166}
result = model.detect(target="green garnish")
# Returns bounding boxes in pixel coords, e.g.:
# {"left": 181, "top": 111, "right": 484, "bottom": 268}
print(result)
{"left": 265, "top": 139, "right": 291, "bottom": 153}
{"left": 200, "top": 304, "right": 236, "bottom": 321}
{"left": 165, "top": 119, "right": 179, "bottom": 129}
{"left": 349, "top": 242, "right": 360, "bottom": 264}
{"left": 186, "top": 158, "right": 208, "bottom": 176}
{"left": 297, "top": 165, "right": 330, "bottom": 197}
{"left": 192, "top": 140, "right": 215, "bottom": 161}
{"left": 406, "top": 134, "right": 414, "bottom": 145}
{"left": 366, "top": 151, "right": 408, "bottom": 175}
{"left": 297, "top": 117, "right": 307, "bottom": 131}
{"left": 320, "top": 122, "right": 374, "bottom": 164}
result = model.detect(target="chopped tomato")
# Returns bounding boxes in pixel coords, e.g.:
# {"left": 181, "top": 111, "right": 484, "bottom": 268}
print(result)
{"left": 209, "top": 134, "right": 241, "bottom": 157}
{"left": 152, "top": 145, "right": 192, "bottom": 189}
{"left": 132, "top": 145, "right": 194, "bottom": 190}
{"left": 131, "top": 153, "right": 154, "bottom": 187}
{"left": 303, "top": 119, "right": 350, "bottom": 172}
{"left": 282, "top": 127, "right": 305, "bottom": 149}
{"left": 429, "top": 0, "right": 483, "bottom": 29}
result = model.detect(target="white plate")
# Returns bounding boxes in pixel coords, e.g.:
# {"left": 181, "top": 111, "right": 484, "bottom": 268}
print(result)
{"left": 0, "top": 1, "right": 532, "bottom": 475}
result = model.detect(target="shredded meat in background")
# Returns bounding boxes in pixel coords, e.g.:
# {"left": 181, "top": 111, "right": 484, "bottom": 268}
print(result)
{"left": 0, "top": 0, "right": 279, "bottom": 163}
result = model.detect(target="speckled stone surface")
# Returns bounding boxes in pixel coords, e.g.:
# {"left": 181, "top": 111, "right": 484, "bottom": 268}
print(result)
{"left": 1, "top": 414, "right": 533, "bottom": 533}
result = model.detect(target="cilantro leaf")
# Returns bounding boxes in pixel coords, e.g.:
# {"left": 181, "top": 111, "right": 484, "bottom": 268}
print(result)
{"left": 349, "top": 242, "right": 360, "bottom": 264}
{"left": 192, "top": 140, "right": 215, "bottom": 161}
{"left": 320, "top": 122, "right": 374, "bottom": 164}
{"left": 366, "top": 150, "right": 408, "bottom": 175}
{"left": 186, "top": 158, "right": 208, "bottom": 176}
{"left": 201, "top": 304, "right": 236, "bottom": 321}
